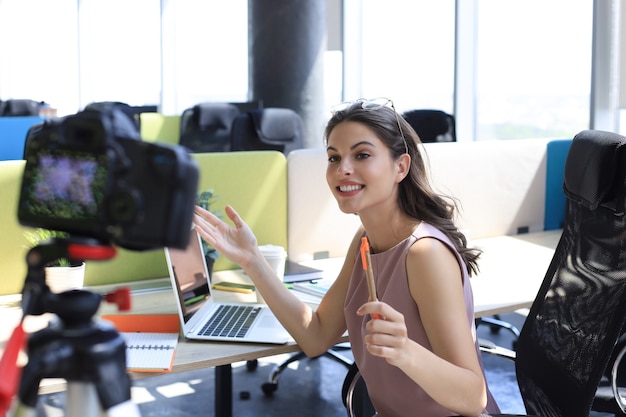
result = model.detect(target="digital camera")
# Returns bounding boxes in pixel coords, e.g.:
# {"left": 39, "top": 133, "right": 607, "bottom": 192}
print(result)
{"left": 18, "top": 105, "right": 199, "bottom": 250}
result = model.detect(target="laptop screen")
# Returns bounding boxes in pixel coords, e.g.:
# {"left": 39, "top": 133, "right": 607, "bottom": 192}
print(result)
{"left": 166, "top": 227, "right": 211, "bottom": 323}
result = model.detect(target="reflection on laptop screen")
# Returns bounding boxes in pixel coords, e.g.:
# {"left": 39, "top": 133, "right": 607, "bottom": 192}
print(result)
{"left": 168, "top": 228, "right": 211, "bottom": 322}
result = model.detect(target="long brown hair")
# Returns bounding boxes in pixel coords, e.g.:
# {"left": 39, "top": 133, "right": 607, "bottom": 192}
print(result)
{"left": 324, "top": 102, "right": 481, "bottom": 276}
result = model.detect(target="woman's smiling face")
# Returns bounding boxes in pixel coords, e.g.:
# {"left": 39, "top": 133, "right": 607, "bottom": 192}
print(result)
{"left": 326, "top": 120, "right": 405, "bottom": 216}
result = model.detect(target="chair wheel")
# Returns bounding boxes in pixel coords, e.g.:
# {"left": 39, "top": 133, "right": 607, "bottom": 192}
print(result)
{"left": 261, "top": 382, "right": 278, "bottom": 396}
{"left": 246, "top": 359, "right": 258, "bottom": 371}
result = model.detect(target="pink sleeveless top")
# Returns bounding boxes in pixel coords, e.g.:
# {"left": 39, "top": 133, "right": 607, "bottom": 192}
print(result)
{"left": 344, "top": 222, "right": 500, "bottom": 417}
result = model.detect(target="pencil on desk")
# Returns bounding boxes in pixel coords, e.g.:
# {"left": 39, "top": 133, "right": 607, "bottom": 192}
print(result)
{"left": 360, "top": 237, "right": 381, "bottom": 319}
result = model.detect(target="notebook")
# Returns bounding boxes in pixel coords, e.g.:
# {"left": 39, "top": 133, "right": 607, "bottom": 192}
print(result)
{"left": 283, "top": 260, "right": 324, "bottom": 283}
{"left": 102, "top": 314, "right": 180, "bottom": 373}
{"left": 164, "top": 227, "right": 292, "bottom": 344}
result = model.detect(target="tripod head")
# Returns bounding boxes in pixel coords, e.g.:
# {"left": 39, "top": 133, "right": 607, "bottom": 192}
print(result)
{"left": 21, "top": 237, "right": 118, "bottom": 319}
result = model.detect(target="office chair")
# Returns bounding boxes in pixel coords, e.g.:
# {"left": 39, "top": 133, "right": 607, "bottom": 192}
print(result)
{"left": 230, "top": 108, "right": 304, "bottom": 155}
{"left": 343, "top": 129, "right": 626, "bottom": 417}
{"left": 84, "top": 101, "right": 143, "bottom": 132}
{"left": 260, "top": 342, "right": 353, "bottom": 396}
{"left": 1, "top": 99, "right": 42, "bottom": 117}
{"left": 179, "top": 102, "right": 240, "bottom": 153}
{"left": 401, "top": 109, "right": 456, "bottom": 143}
{"left": 341, "top": 362, "right": 375, "bottom": 417}
{"left": 593, "top": 332, "right": 626, "bottom": 416}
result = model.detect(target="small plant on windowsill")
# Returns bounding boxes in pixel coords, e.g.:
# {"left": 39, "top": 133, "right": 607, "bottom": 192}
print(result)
{"left": 23, "top": 228, "right": 86, "bottom": 293}
{"left": 197, "top": 189, "right": 222, "bottom": 271}
{"left": 23, "top": 228, "right": 73, "bottom": 267}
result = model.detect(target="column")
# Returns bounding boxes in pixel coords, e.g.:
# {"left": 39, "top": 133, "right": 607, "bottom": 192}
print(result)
{"left": 249, "top": 0, "right": 327, "bottom": 148}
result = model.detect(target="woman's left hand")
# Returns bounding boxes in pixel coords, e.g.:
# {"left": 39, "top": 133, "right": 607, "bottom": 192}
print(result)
{"left": 356, "top": 301, "right": 412, "bottom": 368}
{"left": 193, "top": 205, "right": 259, "bottom": 268}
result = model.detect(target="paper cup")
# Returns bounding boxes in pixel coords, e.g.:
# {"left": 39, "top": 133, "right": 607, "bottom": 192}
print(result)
{"left": 257, "top": 244, "right": 287, "bottom": 303}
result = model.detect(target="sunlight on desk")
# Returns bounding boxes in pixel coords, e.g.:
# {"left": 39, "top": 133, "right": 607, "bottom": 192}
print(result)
{"left": 471, "top": 230, "right": 561, "bottom": 317}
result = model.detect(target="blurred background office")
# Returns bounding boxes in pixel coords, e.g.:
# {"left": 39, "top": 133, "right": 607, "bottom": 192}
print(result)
{"left": 0, "top": 0, "right": 623, "bottom": 144}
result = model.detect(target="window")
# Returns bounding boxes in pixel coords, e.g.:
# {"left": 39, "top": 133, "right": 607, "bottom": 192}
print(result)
{"left": 351, "top": 0, "right": 456, "bottom": 114}
{"left": 475, "top": 0, "right": 593, "bottom": 140}
{"left": 0, "top": 0, "right": 79, "bottom": 116}
{"left": 163, "top": 0, "right": 248, "bottom": 114}
{"left": 78, "top": 0, "right": 161, "bottom": 109}
{"left": 344, "top": 0, "right": 594, "bottom": 140}
{"left": 0, "top": 0, "right": 603, "bottom": 140}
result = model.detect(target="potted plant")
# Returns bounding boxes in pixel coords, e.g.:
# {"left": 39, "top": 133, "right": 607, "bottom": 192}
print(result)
{"left": 196, "top": 189, "right": 221, "bottom": 274}
{"left": 23, "top": 228, "right": 86, "bottom": 293}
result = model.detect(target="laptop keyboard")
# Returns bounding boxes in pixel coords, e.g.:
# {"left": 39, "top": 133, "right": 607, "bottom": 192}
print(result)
{"left": 200, "top": 305, "right": 262, "bottom": 338}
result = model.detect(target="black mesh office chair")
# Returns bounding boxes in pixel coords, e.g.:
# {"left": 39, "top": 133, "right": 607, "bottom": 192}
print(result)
{"left": 230, "top": 108, "right": 304, "bottom": 155}
{"left": 343, "top": 129, "right": 626, "bottom": 417}
{"left": 179, "top": 102, "right": 240, "bottom": 153}
{"left": 594, "top": 332, "right": 626, "bottom": 415}
{"left": 402, "top": 109, "right": 456, "bottom": 143}
{"left": 341, "top": 361, "right": 375, "bottom": 417}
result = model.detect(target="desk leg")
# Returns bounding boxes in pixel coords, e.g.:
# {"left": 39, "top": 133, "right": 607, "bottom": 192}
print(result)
{"left": 215, "top": 364, "right": 232, "bottom": 417}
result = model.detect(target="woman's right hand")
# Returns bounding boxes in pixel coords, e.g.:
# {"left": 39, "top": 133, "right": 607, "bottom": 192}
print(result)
{"left": 193, "top": 205, "right": 260, "bottom": 268}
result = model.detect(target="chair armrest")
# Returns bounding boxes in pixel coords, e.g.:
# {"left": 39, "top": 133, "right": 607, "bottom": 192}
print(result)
{"left": 479, "top": 338, "right": 517, "bottom": 361}
{"left": 611, "top": 342, "right": 626, "bottom": 413}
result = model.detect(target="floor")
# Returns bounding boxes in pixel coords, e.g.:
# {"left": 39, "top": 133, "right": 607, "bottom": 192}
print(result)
{"left": 32, "top": 311, "right": 615, "bottom": 417}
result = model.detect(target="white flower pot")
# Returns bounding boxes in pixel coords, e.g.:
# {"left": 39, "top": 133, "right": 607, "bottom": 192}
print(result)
{"left": 45, "top": 262, "right": 86, "bottom": 293}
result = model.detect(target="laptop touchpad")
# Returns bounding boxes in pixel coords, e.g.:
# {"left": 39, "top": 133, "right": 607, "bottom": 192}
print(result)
{"left": 257, "top": 315, "right": 282, "bottom": 329}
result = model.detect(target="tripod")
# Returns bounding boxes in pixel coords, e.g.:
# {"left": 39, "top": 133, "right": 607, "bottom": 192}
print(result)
{"left": 5, "top": 238, "right": 141, "bottom": 417}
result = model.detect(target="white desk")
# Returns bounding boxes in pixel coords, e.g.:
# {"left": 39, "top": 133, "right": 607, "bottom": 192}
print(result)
{"left": 470, "top": 230, "right": 561, "bottom": 317}
{"left": 0, "top": 229, "right": 561, "bottom": 416}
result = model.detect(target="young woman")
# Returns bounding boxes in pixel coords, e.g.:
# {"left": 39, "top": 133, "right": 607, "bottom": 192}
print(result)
{"left": 193, "top": 99, "right": 500, "bottom": 417}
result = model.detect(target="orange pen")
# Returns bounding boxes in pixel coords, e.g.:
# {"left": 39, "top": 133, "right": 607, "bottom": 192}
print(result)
{"left": 360, "top": 237, "right": 381, "bottom": 319}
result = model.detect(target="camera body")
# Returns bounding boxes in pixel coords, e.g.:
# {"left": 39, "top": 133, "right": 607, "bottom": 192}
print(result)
{"left": 18, "top": 106, "right": 199, "bottom": 250}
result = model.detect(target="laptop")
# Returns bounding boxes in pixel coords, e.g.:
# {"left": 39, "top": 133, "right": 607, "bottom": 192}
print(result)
{"left": 164, "top": 227, "right": 292, "bottom": 344}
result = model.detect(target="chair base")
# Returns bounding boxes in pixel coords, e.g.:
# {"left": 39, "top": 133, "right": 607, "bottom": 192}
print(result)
{"left": 261, "top": 345, "right": 352, "bottom": 396}
{"left": 478, "top": 315, "right": 521, "bottom": 349}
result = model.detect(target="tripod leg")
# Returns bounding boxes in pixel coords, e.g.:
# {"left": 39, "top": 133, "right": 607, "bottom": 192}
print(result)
{"left": 66, "top": 383, "right": 107, "bottom": 417}
{"left": 90, "top": 330, "right": 142, "bottom": 417}
{"left": 65, "top": 382, "right": 141, "bottom": 417}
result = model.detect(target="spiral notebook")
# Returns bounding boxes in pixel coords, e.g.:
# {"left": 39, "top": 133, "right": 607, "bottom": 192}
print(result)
{"left": 122, "top": 332, "right": 178, "bottom": 372}
{"left": 102, "top": 313, "right": 180, "bottom": 372}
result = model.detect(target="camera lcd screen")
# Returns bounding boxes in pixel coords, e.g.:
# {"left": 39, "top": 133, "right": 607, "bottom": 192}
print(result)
{"left": 20, "top": 152, "right": 108, "bottom": 222}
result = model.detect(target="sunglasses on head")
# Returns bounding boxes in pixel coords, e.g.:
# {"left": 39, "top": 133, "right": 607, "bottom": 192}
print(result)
{"left": 331, "top": 97, "right": 408, "bottom": 155}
